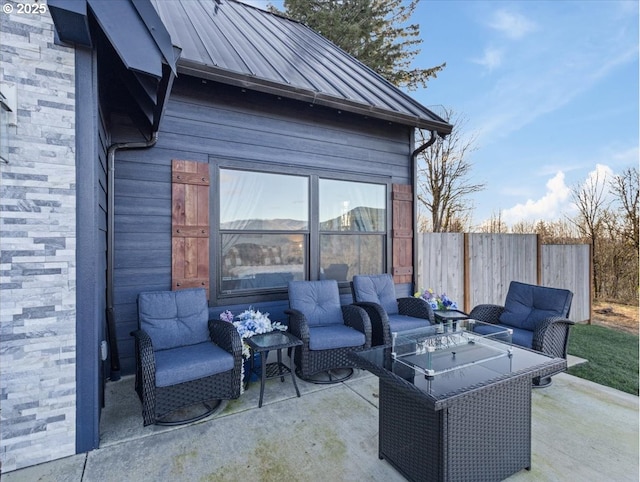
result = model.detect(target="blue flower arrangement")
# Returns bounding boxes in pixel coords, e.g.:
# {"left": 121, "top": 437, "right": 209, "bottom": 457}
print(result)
{"left": 220, "top": 308, "right": 286, "bottom": 359}
{"left": 220, "top": 308, "right": 287, "bottom": 391}
{"left": 414, "top": 288, "right": 458, "bottom": 311}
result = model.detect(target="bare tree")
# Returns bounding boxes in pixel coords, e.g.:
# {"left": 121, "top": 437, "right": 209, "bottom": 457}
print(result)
{"left": 510, "top": 219, "right": 538, "bottom": 235}
{"left": 477, "top": 211, "right": 508, "bottom": 233}
{"left": 540, "top": 219, "right": 583, "bottom": 244}
{"left": 569, "top": 170, "right": 609, "bottom": 298}
{"left": 610, "top": 167, "right": 639, "bottom": 250}
{"left": 510, "top": 220, "right": 575, "bottom": 244}
{"left": 416, "top": 108, "right": 485, "bottom": 232}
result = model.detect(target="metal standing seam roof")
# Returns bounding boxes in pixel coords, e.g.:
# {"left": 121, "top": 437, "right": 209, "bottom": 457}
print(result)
{"left": 150, "top": 0, "right": 452, "bottom": 134}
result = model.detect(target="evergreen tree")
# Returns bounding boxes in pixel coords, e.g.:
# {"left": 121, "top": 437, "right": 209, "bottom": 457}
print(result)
{"left": 271, "top": 0, "right": 445, "bottom": 90}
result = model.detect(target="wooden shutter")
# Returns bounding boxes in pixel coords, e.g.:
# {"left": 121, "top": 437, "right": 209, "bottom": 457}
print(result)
{"left": 392, "top": 183, "right": 413, "bottom": 284}
{"left": 172, "top": 160, "right": 210, "bottom": 298}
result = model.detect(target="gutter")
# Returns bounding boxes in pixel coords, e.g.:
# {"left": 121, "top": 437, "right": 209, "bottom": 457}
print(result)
{"left": 177, "top": 61, "right": 453, "bottom": 134}
{"left": 411, "top": 130, "right": 439, "bottom": 289}
{"left": 105, "top": 132, "right": 159, "bottom": 381}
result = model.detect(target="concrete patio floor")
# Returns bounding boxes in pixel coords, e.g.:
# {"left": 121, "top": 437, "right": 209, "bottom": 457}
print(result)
{"left": 3, "top": 356, "right": 638, "bottom": 482}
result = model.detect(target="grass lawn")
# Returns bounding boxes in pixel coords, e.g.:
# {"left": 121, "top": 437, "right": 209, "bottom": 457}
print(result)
{"left": 567, "top": 323, "right": 639, "bottom": 396}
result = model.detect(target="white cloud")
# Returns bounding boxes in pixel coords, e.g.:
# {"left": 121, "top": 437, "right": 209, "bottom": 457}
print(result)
{"left": 499, "top": 164, "right": 618, "bottom": 225}
{"left": 472, "top": 47, "right": 504, "bottom": 71}
{"left": 488, "top": 9, "right": 537, "bottom": 39}
{"left": 583, "top": 164, "right": 615, "bottom": 194}
{"left": 471, "top": 10, "right": 534, "bottom": 73}
{"left": 589, "top": 163, "right": 614, "bottom": 180}
{"left": 501, "top": 171, "right": 571, "bottom": 225}
{"left": 565, "top": 163, "right": 616, "bottom": 216}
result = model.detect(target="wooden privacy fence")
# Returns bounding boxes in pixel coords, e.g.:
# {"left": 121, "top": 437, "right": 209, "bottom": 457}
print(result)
{"left": 416, "top": 233, "right": 591, "bottom": 323}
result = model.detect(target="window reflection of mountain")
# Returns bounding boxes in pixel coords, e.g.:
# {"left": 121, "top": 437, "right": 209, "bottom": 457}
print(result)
{"left": 222, "top": 207, "right": 385, "bottom": 232}
{"left": 321, "top": 206, "right": 385, "bottom": 231}
{"left": 220, "top": 219, "right": 307, "bottom": 230}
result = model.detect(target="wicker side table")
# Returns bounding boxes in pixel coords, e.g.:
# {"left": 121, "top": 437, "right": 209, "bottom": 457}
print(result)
{"left": 432, "top": 309, "right": 470, "bottom": 324}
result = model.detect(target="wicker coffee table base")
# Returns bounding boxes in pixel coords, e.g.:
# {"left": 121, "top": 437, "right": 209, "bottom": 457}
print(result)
{"left": 378, "top": 375, "right": 532, "bottom": 481}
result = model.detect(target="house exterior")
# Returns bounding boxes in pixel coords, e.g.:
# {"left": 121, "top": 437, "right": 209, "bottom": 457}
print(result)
{"left": 0, "top": 0, "right": 451, "bottom": 472}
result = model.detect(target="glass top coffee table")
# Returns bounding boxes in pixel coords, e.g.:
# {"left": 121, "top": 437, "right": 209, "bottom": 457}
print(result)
{"left": 245, "top": 331, "right": 302, "bottom": 408}
{"left": 391, "top": 318, "right": 513, "bottom": 378}
{"left": 349, "top": 322, "right": 566, "bottom": 481}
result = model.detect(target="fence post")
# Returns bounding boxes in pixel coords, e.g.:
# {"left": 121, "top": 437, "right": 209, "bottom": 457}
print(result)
{"left": 536, "top": 234, "right": 542, "bottom": 285}
{"left": 464, "top": 233, "right": 470, "bottom": 313}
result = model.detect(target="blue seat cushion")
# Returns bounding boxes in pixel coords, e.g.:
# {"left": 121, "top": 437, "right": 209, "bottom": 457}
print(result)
{"left": 473, "top": 323, "right": 534, "bottom": 349}
{"left": 308, "top": 324, "right": 366, "bottom": 350}
{"left": 387, "top": 314, "right": 431, "bottom": 334}
{"left": 499, "top": 281, "right": 572, "bottom": 331}
{"left": 288, "top": 280, "right": 343, "bottom": 326}
{"left": 138, "top": 288, "right": 209, "bottom": 351}
{"left": 352, "top": 274, "right": 400, "bottom": 315}
{"left": 154, "top": 342, "right": 235, "bottom": 387}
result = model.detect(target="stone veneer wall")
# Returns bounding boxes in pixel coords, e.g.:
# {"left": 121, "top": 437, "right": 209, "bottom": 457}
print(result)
{"left": 0, "top": 2, "right": 77, "bottom": 472}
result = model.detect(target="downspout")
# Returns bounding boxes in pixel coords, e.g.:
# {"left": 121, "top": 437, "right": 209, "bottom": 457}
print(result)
{"left": 105, "top": 132, "right": 159, "bottom": 381}
{"left": 410, "top": 130, "right": 438, "bottom": 289}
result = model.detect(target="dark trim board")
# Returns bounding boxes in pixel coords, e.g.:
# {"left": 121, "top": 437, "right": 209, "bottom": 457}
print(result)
{"left": 75, "top": 46, "right": 102, "bottom": 454}
{"left": 98, "top": 91, "right": 110, "bottom": 393}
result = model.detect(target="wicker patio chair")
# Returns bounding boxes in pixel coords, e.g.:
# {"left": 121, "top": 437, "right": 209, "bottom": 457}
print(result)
{"left": 286, "top": 279, "right": 371, "bottom": 383}
{"left": 351, "top": 274, "right": 435, "bottom": 346}
{"left": 470, "top": 280, "right": 574, "bottom": 386}
{"left": 131, "top": 288, "right": 242, "bottom": 426}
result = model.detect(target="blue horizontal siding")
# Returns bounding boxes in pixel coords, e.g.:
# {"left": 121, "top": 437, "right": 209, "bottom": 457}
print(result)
{"left": 113, "top": 77, "right": 414, "bottom": 375}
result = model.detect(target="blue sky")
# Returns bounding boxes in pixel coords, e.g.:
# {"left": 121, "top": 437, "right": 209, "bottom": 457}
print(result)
{"left": 247, "top": 0, "right": 639, "bottom": 227}
{"left": 411, "top": 0, "right": 639, "bottom": 226}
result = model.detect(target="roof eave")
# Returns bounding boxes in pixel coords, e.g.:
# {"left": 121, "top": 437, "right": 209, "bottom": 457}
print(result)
{"left": 177, "top": 60, "right": 452, "bottom": 135}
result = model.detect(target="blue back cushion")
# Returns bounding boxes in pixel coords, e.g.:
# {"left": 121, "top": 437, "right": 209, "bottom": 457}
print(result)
{"left": 138, "top": 288, "right": 210, "bottom": 351}
{"left": 499, "top": 281, "right": 573, "bottom": 331}
{"left": 288, "top": 280, "right": 343, "bottom": 326}
{"left": 352, "top": 274, "right": 399, "bottom": 315}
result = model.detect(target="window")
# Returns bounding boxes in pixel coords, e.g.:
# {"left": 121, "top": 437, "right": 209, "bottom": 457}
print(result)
{"left": 217, "top": 166, "right": 387, "bottom": 298}
{"left": 319, "top": 179, "right": 386, "bottom": 281}
{"left": 219, "top": 169, "right": 308, "bottom": 293}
